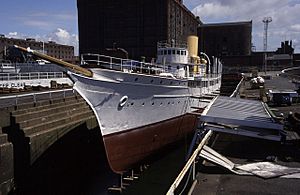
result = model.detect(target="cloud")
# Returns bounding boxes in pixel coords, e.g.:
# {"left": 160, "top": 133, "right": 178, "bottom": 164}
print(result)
{"left": 6, "top": 32, "right": 27, "bottom": 40}
{"left": 13, "top": 11, "right": 77, "bottom": 32}
{"left": 23, "top": 20, "right": 53, "bottom": 29}
{"left": 47, "top": 28, "right": 79, "bottom": 54}
{"left": 188, "top": 0, "right": 300, "bottom": 52}
{"left": 291, "top": 24, "right": 300, "bottom": 31}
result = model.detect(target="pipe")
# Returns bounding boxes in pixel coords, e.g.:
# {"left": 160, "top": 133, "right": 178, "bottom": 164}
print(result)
{"left": 14, "top": 45, "right": 93, "bottom": 77}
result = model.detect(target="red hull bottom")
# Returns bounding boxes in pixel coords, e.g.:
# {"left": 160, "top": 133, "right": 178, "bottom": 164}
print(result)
{"left": 103, "top": 113, "right": 199, "bottom": 173}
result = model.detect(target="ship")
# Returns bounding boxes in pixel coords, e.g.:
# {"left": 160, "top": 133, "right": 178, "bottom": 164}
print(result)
{"left": 14, "top": 35, "right": 222, "bottom": 173}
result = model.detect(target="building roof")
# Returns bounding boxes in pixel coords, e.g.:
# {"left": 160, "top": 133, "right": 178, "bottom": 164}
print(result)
{"left": 200, "top": 21, "right": 252, "bottom": 27}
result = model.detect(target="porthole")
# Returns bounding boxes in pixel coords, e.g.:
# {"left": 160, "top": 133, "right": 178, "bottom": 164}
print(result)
{"left": 152, "top": 102, "right": 155, "bottom": 106}
{"left": 142, "top": 103, "right": 145, "bottom": 106}
{"left": 135, "top": 78, "right": 138, "bottom": 81}
{"left": 160, "top": 80, "right": 163, "bottom": 84}
{"left": 131, "top": 102, "right": 134, "bottom": 106}
{"left": 160, "top": 102, "right": 163, "bottom": 106}
{"left": 170, "top": 81, "right": 173, "bottom": 85}
{"left": 168, "top": 102, "right": 170, "bottom": 105}
{"left": 172, "top": 102, "right": 174, "bottom": 105}
{"left": 150, "top": 80, "right": 154, "bottom": 83}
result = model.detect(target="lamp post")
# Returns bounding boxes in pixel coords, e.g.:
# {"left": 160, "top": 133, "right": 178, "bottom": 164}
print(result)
{"left": 263, "top": 17, "right": 272, "bottom": 73}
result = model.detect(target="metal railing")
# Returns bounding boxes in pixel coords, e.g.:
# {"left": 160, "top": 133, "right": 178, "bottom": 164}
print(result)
{"left": 230, "top": 76, "right": 245, "bottom": 98}
{"left": 0, "top": 89, "right": 76, "bottom": 108}
{"left": 157, "top": 41, "right": 187, "bottom": 49}
{"left": 81, "top": 53, "right": 172, "bottom": 75}
{"left": 281, "top": 66, "right": 300, "bottom": 81}
{"left": 0, "top": 72, "right": 65, "bottom": 81}
{"left": 166, "top": 130, "right": 213, "bottom": 195}
{"left": 82, "top": 53, "right": 223, "bottom": 79}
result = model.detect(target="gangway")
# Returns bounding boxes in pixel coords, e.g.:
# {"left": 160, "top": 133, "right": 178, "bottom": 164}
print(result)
{"left": 200, "top": 96, "right": 284, "bottom": 141}
{"left": 166, "top": 96, "right": 285, "bottom": 194}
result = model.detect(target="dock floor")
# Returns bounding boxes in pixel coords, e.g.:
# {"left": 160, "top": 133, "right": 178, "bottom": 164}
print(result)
{"left": 193, "top": 71, "right": 300, "bottom": 194}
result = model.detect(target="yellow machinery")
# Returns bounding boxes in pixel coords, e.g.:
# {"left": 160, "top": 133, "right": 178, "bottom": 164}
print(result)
{"left": 187, "top": 35, "right": 206, "bottom": 75}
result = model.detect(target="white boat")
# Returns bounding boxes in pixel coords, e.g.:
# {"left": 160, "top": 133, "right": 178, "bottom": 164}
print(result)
{"left": 0, "top": 61, "right": 72, "bottom": 89}
{"left": 0, "top": 60, "right": 20, "bottom": 73}
{"left": 68, "top": 36, "right": 222, "bottom": 173}
{"left": 14, "top": 36, "right": 222, "bottom": 173}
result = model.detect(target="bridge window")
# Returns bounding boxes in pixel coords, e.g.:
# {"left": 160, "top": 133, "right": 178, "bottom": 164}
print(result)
{"left": 177, "top": 50, "right": 180, "bottom": 55}
{"left": 168, "top": 50, "right": 171, "bottom": 55}
{"left": 172, "top": 50, "right": 175, "bottom": 55}
{"left": 164, "top": 50, "right": 167, "bottom": 55}
{"left": 181, "top": 50, "right": 184, "bottom": 55}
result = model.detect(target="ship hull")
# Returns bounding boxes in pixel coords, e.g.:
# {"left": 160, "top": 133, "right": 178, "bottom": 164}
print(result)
{"left": 68, "top": 69, "right": 216, "bottom": 173}
{"left": 103, "top": 113, "right": 200, "bottom": 173}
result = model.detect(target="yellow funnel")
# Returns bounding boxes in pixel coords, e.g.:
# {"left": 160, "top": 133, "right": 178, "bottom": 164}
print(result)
{"left": 187, "top": 36, "right": 198, "bottom": 58}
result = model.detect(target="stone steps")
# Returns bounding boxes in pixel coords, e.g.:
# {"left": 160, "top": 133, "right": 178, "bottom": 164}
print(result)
{"left": 12, "top": 96, "right": 84, "bottom": 115}
{"left": 28, "top": 115, "right": 96, "bottom": 163}
{"left": 9, "top": 93, "right": 96, "bottom": 165}
{"left": 0, "top": 127, "right": 8, "bottom": 145}
{"left": 0, "top": 126, "right": 14, "bottom": 195}
{"left": 22, "top": 109, "right": 93, "bottom": 136}
{"left": 0, "top": 134, "right": 8, "bottom": 145}
{"left": 18, "top": 106, "right": 90, "bottom": 129}
{"left": 13, "top": 101, "right": 88, "bottom": 123}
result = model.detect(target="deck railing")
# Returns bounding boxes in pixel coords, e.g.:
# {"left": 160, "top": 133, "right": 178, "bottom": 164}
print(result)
{"left": 0, "top": 72, "right": 66, "bottom": 81}
{"left": 0, "top": 89, "right": 76, "bottom": 108}
{"left": 81, "top": 53, "right": 167, "bottom": 75}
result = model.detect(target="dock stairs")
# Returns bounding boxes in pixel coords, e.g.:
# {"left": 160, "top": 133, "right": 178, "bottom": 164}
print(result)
{"left": 0, "top": 127, "right": 14, "bottom": 195}
{"left": 9, "top": 94, "right": 97, "bottom": 165}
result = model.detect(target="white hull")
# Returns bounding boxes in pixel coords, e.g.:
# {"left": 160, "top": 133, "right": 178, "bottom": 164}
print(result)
{"left": 69, "top": 68, "right": 221, "bottom": 136}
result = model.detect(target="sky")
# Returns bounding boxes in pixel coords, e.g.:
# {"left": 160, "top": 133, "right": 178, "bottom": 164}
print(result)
{"left": 1, "top": 0, "right": 299, "bottom": 55}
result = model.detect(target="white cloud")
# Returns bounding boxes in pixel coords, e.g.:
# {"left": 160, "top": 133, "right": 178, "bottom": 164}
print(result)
{"left": 23, "top": 20, "right": 53, "bottom": 29}
{"left": 189, "top": 0, "right": 300, "bottom": 52}
{"left": 47, "top": 28, "right": 79, "bottom": 55}
{"left": 7, "top": 32, "right": 29, "bottom": 40}
{"left": 291, "top": 24, "right": 300, "bottom": 31}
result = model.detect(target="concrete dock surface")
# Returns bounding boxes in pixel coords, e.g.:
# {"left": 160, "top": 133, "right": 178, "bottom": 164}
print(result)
{"left": 193, "top": 71, "right": 300, "bottom": 195}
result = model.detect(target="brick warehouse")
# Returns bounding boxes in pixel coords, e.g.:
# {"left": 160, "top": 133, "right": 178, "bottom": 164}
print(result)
{"left": 0, "top": 35, "right": 74, "bottom": 61}
{"left": 77, "top": 0, "right": 201, "bottom": 61}
{"left": 198, "top": 21, "right": 252, "bottom": 58}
